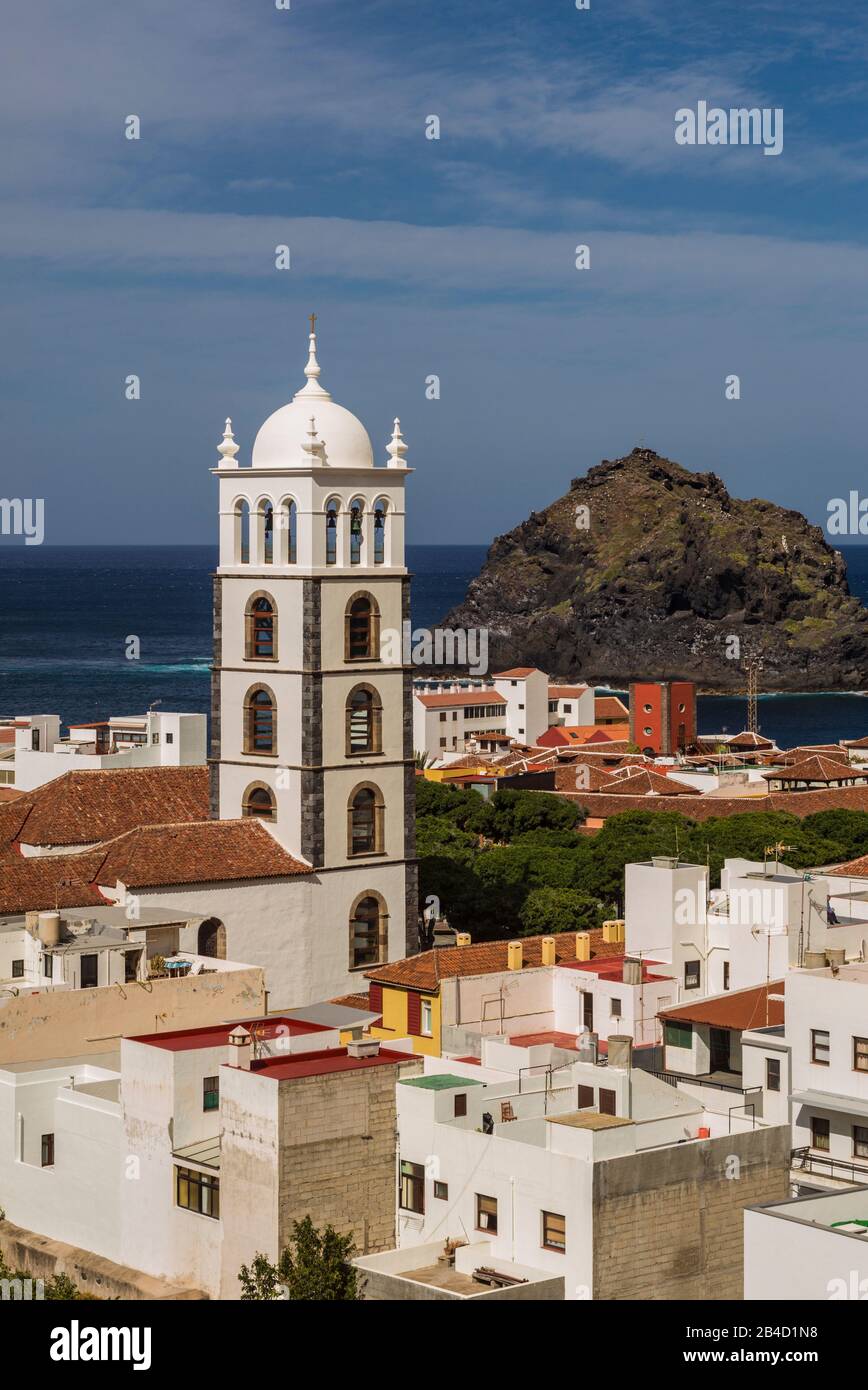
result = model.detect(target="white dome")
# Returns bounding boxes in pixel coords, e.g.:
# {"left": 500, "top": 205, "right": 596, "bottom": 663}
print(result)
{"left": 253, "top": 397, "right": 373, "bottom": 469}
{"left": 251, "top": 328, "right": 374, "bottom": 469}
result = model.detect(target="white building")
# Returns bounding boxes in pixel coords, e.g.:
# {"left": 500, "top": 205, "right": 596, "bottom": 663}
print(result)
{"left": 6, "top": 711, "right": 206, "bottom": 791}
{"left": 390, "top": 1037, "right": 790, "bottom": 1301}
{"left": 745, "top": 1186, "right": 868, "bottom": 1300}
{"left": 412, "top": 671, "right": 596, "bottom": 758}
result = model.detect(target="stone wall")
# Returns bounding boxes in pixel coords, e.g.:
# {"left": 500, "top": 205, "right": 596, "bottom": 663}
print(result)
{"left": 0, "top": 1220, "right": 206, "bottom": 1300}
{"left": 592, "top": 1124, "right": 791, "bottom": 1300}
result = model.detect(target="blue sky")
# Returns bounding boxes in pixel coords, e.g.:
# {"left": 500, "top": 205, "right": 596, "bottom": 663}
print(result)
{"left": 4, "top": 0, "right": 868, "bottom": 544}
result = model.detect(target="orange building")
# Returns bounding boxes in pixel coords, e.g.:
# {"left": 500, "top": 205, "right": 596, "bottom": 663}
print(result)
{"left": 629, "top": 680, "right": 696, "bottom": 756}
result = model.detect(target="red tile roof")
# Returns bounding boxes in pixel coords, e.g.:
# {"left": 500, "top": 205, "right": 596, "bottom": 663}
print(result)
{"left": 764, "top": 755, "right": 868, "bottom": 784}
{"left": 1, "top": 766, "right": 210, "bottom": 849}
{"left": 416, "top": 691, "right": 506, "bottom": 710}
{"left": 604, "top": 767, "right": 696, "bottom": 796}
{"left": 660, "top": 981, "right": 784, "bottom": 1030}
{"left": 595, "top": 696, "right": 629, "bottom": 721}
{"left": 366, "top": 930, "right": 621, "bottom": 992}
{"left": 94, "top": 820, "right": 309, "bottom": 890}
{"left": 491, "top": 668, "right": 542, "bottom": 679}
{"left": 553, "top": 761, "right": 616, "bottom": 792}
{"left": 728, "top": 731, "right": 775, "bottom": 750}
{"left": 556, "top": 784, "right": 868, "bottom": 822}
{"left": 548, "top": 685, "right": 591, "bottom": 699}
{"left": 251, "top": 1045, "right": 413, "bottom": 1082}
{"left": 0, "top": 850, "right": 109, "bottom": 915}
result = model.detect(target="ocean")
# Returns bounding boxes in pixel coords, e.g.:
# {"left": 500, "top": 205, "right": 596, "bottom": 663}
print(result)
{"left": 1, "top": 543, "right": 867, "bottom": 747}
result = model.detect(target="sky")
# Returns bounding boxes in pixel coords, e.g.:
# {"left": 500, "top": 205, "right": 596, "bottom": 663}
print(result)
{"left": 3, "top": 0, "right": 868, "bottom": 545}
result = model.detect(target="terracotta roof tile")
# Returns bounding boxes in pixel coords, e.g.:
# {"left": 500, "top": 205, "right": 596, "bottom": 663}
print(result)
{"left": 594, "top": 696, "right": 629, "bottom": 720}
{"left": 548, "top": 685, "right": 591, "bottom": 699}
{"left": 560, "top": 784, "right": 868, "bottom": 821}
{"left": 94, "top": 819, "right": 309, "bottom": 890}
{"left": 491, "top": 667, "right": 542, "bottom": 679}
{"left": 365, "top": 929, "right": 621, "bottom": 991}
{"left": 1, "top": 767, "right": 210, "bottom": 849}
{"left": 415, "top": 691, "right": 507, "bottom": 710}
{"left": 763, "top": 755, "right": 868, "bottom": 784}
{"left": 604, "top": 767, "right": 696, "bottom": 796}
{"left": 0, "top": 850, "right": 109, "bottom": 915}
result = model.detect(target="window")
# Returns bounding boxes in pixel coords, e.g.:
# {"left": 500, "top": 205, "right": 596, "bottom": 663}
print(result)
{"left": 346, "top": 685, "right": 382, "bottom": 755}
{"left": 854, "top": 1037, "right": 868, "bottom": 1073}
{"left": 723, "top": 961, "right": 730, "bottom": 991}
{"left": 124, "top": 951, "right": 139, "bottom": 983}
{"left": 542, "top": 1211, "right": 566, "bottom": 1252}
{"left": 599, "top": 1088, "right": 617, "bottom": 1116}
{"left": 41, "top": 1133, "right": 55, "bottom": 1167}
{"left": 854, "top": 1126, "right": 868, "bottom": 1160}
{"left": 684, "top": 960, "right": 701, "bottom": 990}
{"left": 766, "top": 1057, "right": 781, "bottom": 1092}
{"left": 80, "top": 954, "right": 98, "bottom": 989}
{"left": 43, "top": 953, "right": 54, "bottom": 980}
{"left": 421, "top": 999, "right": 433, "bottom": 1036}
{"left": 246, "top": 595, "right": 277, "bottom": 661}
{"left": 399, "top": 1160, "right": 424, "bottom": 1214}
{"left": 434, "top": 1181, "right": 448, "bottom": 1200}
{"left": 243, "top": 784, "right": 276, "bottom": 821}
{"left": 564, "top": 703, "right": 572, "bottom": 713}
{"left": 11, "top": 959, "right": 24, "bottom": 979}
{"left": 203, "top": 1076, "right": 219, "bottom": 1112}
{"left": 350, "top": 895, "right": 386, "bottom": 969}
{"left": 439, "top": 737, "right": 446, "bottom": 748}
{"left": 348, "top": 786, "right": 383, "bottom": 856}
{"left": 476, "top": 1194, "right": 498, "bottom": 1233}
{"left": 176, "top": 1165, "right": 220, "bottom": 1219}
{"left": 811, "top": 1029, "right": 830, "bottom": 1065}
{"left": 345, "top": 594, "right": 379, "bottom": 661}
{"left": 610, "top": 996, "right": 622, "bottom": 1019}
{"left": 664, "top": 1020, "right": 692, "bottom": 1050}
{"left": 439, "top": 712, "right": 446, "bottom": 722}
{"left": 32, "top": 728, "right": 40, "bottom": 750}
{"left": 280, "top": 499, "right": 297, "bottom": 564}
{"left": 454, "top": 1093, "right": 467, "bottom": 1118}
{"left": 811, "top": 1117, "right": 830, "bottom": 1152}
{"left": 643, "top": 726, "right": 653, "bottom": 737}
{"left": 577, "top": 1084, "right": 594, "bottom": 1109}
{"left": 165, "top": 732, "right": 174, "bottom": 745}
{"left": 245, "top": 687, "right": 276, "bottom": 755}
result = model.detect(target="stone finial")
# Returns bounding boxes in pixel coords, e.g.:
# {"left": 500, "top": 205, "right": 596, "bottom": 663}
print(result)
{"left": 386, "top": 416, "right": 408, "bottom": 467}
{"left": 217, "top": 417, "right": 240, "bottom": 467}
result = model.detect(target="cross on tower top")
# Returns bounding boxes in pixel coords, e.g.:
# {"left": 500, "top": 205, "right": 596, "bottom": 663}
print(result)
{"left": 309, "top": 312, "right": 317, "bottom": 334}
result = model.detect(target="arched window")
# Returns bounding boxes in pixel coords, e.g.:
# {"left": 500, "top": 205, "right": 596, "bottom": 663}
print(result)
{"left": 242, "top": 784, "right": 276, "bottom": 821}
{"left": 245, "top": 594, "right": 277, "bottom": 661}
{"left": 346, "top": 684, "right": 382, "bottom": 755}
{"left": 198, "top": 918, "right": 227, "bottom": 959}
{"left": 278, "top": 498, "right": 297, "bottom": 565}
{"left": 350, "top": 497, "right": 365, "bottom": 566}
{"left": 350, "top": 893, "right": 387, "bottom": 969}
{"left": 325, "top": 499, "right": 339, "bottom": 566}
{"left": 348, "top": 784, "right": 384, "bottom": 857}
{"left": 345, "top": 592, "right": 379, "bottom": 661}
{"left": 236, "top": 500, "right": 251, "bottom": 565}
{"left": 262, "top": 502, "right": 274, "bottom": 565}
{"left": 373, "top": 498, "right": 387, "bottom": 566}
{"left": 244, "top": 687, "right": 276, "bottom": 755}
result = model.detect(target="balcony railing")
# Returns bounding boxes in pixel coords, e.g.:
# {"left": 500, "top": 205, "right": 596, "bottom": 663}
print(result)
{"left": 792, "top": 1147, "right": 868, "bottom": 1184}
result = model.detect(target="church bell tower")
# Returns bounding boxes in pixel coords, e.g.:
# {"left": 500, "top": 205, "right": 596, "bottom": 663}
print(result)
{"left": 210, "top": 320, "right": 418, "bottom": 987}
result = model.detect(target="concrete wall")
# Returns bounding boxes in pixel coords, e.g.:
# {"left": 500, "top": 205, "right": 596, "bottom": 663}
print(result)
{"left": 0, "top": 963, "right": 266, "bottom": 1064}
{"left": 592, "top": 1124, "right": 791, "bottom": 1300}
{"left": 275, "top": 1059, "right": 421, "bottom": 1263}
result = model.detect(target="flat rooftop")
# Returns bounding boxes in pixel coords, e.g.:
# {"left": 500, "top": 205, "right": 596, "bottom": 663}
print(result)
{"left": 128, "top": 1016, "right": 332, "bottom": 1052}
{"left": 401, "top": 1073, "right": 484, "bottom": 1090}
{"left": 546, "top": 1111, "right": 633, "bottom": 1130}
{"left": 251, "top": 1046, "right": 412, "bottom": 1082}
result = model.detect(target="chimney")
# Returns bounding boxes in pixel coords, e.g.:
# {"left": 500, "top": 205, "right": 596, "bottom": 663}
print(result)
{"left": 575, "top": 931, "right": 591, "bottom": 962}
{"left": 227, "top": 1025, "right": 253, "bottom": 1070}
{"left": 602, "top": 919, "right": 625, "bottom": 944}
{"left": 347, "top": 1037, "right": 381, "bottom": 1059}
{"left": 507, "top": 941, "right": 523, "bottom": 971}
{"left": 456, "top": 932, "right": 471, "bottom": 947}
{"left": 607, "top": 1034, "right": 633, "bottom": 1070}
{"left": 803, "top": 950, "right": 826, "bottom": 970}
{"left": 622, "top": 957, "right": 642, "bottom": 986}
{"left": 826, "top": 948, "right": 846, "bottom": 968}
{"left": 577, "top": 1030, "right": 598, "bottom": 1064}
{"left": 541, "top": 936, "right": 556, "bottom": 966}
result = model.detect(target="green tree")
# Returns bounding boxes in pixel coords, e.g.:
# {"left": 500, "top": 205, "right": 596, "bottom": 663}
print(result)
{"left": 239, "top": 1218, "right": 360, "bottom": 1301}
{"left": 517, "top": 886, "right": 605, "bottom": 936}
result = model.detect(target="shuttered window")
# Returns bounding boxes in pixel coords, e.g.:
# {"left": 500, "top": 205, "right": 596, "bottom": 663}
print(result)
{"left": 577, "top": 1085, "right": 594, "bottom": 1109}
{"left": 407, "top": 992, "right": 422, "bottom": 1034}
